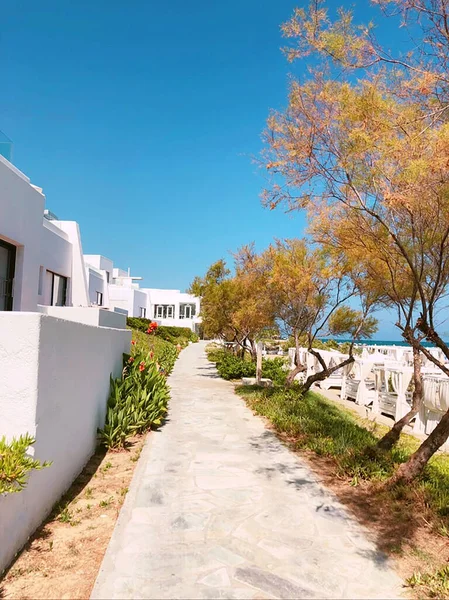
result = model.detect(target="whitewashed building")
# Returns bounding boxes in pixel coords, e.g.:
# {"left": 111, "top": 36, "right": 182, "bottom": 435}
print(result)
{"left": 0, "top": 150, "right": 201, "bottom": 332}
{"left": 143, "top": 288, "right": 201, "bottom": 331}
{"left": 83, "top": 255, "right": 201, "bottom": 332}
{"left": 0, "top": 149, "right": 131, "bottom": 573}
{"left": 0, "top": 154, "right": 90, "bottom": 312}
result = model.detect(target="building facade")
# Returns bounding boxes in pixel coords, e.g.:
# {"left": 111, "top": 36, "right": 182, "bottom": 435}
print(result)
{"left": 0, "top": 153, "right": 201, "bottom": 331}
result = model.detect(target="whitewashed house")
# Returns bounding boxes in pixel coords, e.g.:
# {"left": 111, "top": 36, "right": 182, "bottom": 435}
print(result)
{"left": 0, "top": 147, "right": 201, "bottom": 332}
{"left": 143, "top": 288, "right": 201, "bottom": 332}
{"left": 83, "top": 254, "right": 201, "bottom": 332}
{"left": 0, "top": 149, "right": 131, "bottom": 572}
{"left": 0, "top": 154, "right": 91, "bottom": 312}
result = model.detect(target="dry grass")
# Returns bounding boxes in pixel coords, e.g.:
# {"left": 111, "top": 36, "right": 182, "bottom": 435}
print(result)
{"left": 0, "top": 435, "right": 145, "bottom": 600}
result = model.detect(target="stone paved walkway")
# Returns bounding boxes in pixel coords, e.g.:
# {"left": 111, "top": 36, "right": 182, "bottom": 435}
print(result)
{"left": 91, "top": 342, "right": 404, "bottom": 600}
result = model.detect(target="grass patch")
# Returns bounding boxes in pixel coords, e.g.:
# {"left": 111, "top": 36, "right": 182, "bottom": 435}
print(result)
{"left": 236, "top": 384, "right": 449, "bottom": 598}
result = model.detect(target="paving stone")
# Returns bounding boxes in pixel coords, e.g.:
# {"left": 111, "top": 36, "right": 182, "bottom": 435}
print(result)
{"left": 198, "top": 567, "right": 231, "bottom": 588}
{"left": 234, "top": 566, "right": 318, "bottom": 599}
{"left": 91, "top": 342, "right": 405, "bottom": 600}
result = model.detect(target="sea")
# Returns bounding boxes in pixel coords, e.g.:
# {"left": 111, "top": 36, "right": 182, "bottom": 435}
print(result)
{"left": 321, "top": 338, "right": 442, "bottom": 348}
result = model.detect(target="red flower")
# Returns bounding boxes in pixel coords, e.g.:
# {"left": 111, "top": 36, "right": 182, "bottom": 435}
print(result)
{"left": 150, "top": 351, "right": 154, "bottom": 359}
{"left": 128, "top": 357, "right": 135, "bottom": 363}
{"left": 139, "top": 361, "right": 145, "bottom": 372}
{"left": 131, "top": 340, "right": 136, "bottom": 346}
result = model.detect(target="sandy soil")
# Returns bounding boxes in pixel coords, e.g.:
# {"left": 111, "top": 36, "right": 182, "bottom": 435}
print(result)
{"left": 0, "top": 436, "right": 145, "bottom": 600}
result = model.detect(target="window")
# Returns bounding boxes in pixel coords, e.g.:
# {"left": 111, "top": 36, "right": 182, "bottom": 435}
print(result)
{"left": 180, "top": 303, "right": 196, "bottom": 319}
{"left": 0, "top": 239, "right": 16, "bottom": 311}
{"left": 49, "top": 272, "right": 67, "bottom": 306}
{"left": 38, "top": 266, "right": 44, "bottom": 296}
{"left": 96, "top": 291, "right": 103, "bottom": 306}
{"left": 140, "top": 307, "right": 146, "bottom": 318}
{"left": 154, "top": 304, "right": 175, "bottom": 319}
{"left": 106, "top": 271, "right": 110, "bottom": 283}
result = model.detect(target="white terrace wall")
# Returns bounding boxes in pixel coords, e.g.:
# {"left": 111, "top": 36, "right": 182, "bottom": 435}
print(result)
{"left": 0, "top": 312, "right": 131, "bottom": 573}
{"left": 37, "top": 305, "right": 127, "bottom": 329}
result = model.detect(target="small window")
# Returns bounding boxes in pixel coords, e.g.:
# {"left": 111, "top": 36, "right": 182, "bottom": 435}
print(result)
{"left": 180, "top": 303, "right": 196, "bottom": 319}
{"left": 96, "top": 291, "right": 103, "bottom": 306}
{"left": 38, "top": 266, "right": 44, "bottom": 296}
{"left": 154, "top": 304, "right": 174, "bottom": 319}
{"left": 106, "top": 271, "right": 110, "bottom": 283}
{"left": 49, "top": 272, "right": 67, "bottom": 306}
{"left": 140, "top": 307, "right": 146, "bottom": 318}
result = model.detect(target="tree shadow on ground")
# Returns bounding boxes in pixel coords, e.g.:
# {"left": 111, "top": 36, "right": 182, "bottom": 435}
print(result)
{"left": 242, "top": 388, "right": 449, "bottom": 561}
{"left": 195, "top": 365, "right": 222, "bottom": 379}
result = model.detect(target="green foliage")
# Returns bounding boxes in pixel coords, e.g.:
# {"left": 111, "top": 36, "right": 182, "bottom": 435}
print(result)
{"left": 328, "top": 306, "right": 378, "bottom": 339}
{"left": 217, "top": 353, "right": 257, "bottom": 380}
{"left": 407, "top": 566, "right": 449, "bottom": 598}
{"left": 261, "top": 357, "right": 288, "bottom": 386}
{"left": 126, "top": 317, "right": 197, "bottom": 346}
{"left": 156, "top": 325, "right": 196, "bottom": 345}
{"left": 131, "top": 328, "right": 178, "bottom": 375}
{"left": 206, "top": 346, "right": 288, "bottom": 384}
{"left": 237, "top": 385, "right": 449, "bottom": 516}
{"left": 99, "top": 348, "right": 170, "bottom": 449}
{"left": 0, "top": 434, "right": 51, "bottom": 494}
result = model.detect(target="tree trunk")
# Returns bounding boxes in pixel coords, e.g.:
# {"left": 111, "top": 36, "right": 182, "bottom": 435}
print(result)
{"left": 286, "top": 363, "right": 306, "bottom": 386}
{"left": 377, "top": 344, "right": 423, "bottom": 451}
{"left": 302, "top": 355, "right": 355, "bottom": 393}
{"left": 392, "top": 409, "right": 449, "bottom": 483}
{"left": 286, "top": 331, "right": 305, "bottom": 386}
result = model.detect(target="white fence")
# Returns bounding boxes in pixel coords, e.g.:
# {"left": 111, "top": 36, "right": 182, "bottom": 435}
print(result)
{"left": 0, "top": 312, "right": 131, "bottom": 573}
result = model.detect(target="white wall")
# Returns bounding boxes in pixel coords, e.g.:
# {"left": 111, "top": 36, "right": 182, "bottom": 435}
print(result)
{"left": 38, "top": 221, "right": 73, "bottom": 306}
{"left": 0, "top": 312, "right": 131, "bottom": 573}
{"left": 37, "top": 306, "right": 127, "bottom": 329}
{"left": 108, "top": 286, "right": 149, "bottom": 318}
{"left": 84, "top": 255, "right": 114, "bottom": 284}
{"left": 86, "top": 268, "right": 109, "bottom": 308}
{"left": 0, "top": 156, "right": 45, "bottom": 311}
{"left": 54, "top": 222, "right": 90, "bottom": 307}
{"left": 143, "top": 288, "right": 201, "bottom": 330}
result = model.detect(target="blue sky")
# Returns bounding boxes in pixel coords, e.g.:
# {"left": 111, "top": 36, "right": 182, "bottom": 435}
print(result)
{"left": 2, "top": 0, "right": 404, "bottom": 338}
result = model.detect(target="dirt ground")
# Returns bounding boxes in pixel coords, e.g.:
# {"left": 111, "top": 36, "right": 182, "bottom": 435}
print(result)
{"left": 0, "top": 435, "right": 145, "bottom": 600}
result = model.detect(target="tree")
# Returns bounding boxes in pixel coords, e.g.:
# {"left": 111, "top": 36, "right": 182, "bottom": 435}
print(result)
{"left": 190, "top": 253, "right": 275, "bottom": 356}
{"left": 260, "top": 238, "right": 378, "bottom": 390}
{"left": 313, "top": 206, "right": 428, "bottom": 451}
{"left": 262, "top": 1, "right": 449, "bottom": 480}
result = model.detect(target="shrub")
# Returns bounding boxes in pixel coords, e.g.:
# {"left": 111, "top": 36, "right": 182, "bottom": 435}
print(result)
{"left": 155, "top": 325, "right": 196, "bottom": 345}
{"left": 261, "top": 357, "right": 288, "bottom": 386}
{"left": 0, "top": 434, "right": 51, "bottom": 494}
{"left": 126, "top": 318, "right": 197, "bottom": 344}
{"left": 216, "top": 353, "right": 257, "bottom": 380}
{"left": 207, "top": 346, "right": 288, "bottom": 384}
{"left": 99, "top": 348, "right": 170, "bottom": 449}
{"left": 131, "top": 329, "right": 178, "bottom": 375}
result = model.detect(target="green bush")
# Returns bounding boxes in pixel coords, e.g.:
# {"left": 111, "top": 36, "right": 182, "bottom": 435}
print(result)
{"left": 126, "top": 318, "right": 197, "bottom": 345}
{"left": 206, "top": 347, "right": 288, "bottom": 383}
{"left": 261, "top": 357, "right": 288, "bottom": 386}
{"left": 216, "top": 353, "right": 257, "bottom": 380}
{"left": 131, "top": 329, "right": 178, "bottom": 375}
{"left": 156, "top": 325, "right": 196, "bottom": 341}
{"left": 0, "top": 434, "right": 51, "bottom": 494}
{"left": 126, "top": 317, "right": 152, "bottom": 333}
{"left": 99, "top": 348, "right": 170, "bottom": 449}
